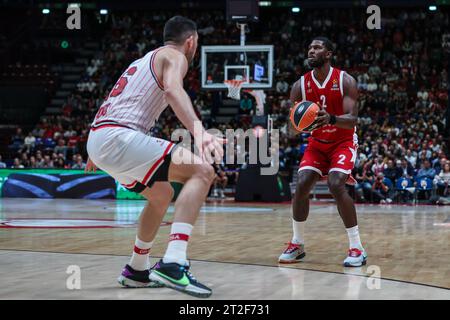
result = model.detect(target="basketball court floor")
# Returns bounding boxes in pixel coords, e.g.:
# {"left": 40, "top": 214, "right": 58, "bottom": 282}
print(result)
{"left": 0, "top": 198, "right": 449, "bottom": 299}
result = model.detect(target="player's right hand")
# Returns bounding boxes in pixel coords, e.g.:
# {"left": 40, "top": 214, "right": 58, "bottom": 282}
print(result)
{"left": 195, "top": 131, "right": 226, "bottom": 164}
{"left": 315, "top": 109, "right": 331, "bottom": 128}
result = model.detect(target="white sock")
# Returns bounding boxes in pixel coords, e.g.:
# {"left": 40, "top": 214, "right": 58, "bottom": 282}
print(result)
{"left": 291, "top": 219, "right": 305, "bottom": 244}
{"left": 346, "top": 225, "right": 363, "bottom": 250}
{"left": 129, "top": 236, "right": 153, "bottom": 271}
{"left": 163, "top": 222, "right": 193, "bottom": 266}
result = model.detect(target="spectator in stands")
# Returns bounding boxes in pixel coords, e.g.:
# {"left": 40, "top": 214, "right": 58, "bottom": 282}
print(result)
{"left": 9, "top": 127, "right": 24, "bottom": 152}
{"left": 405, "top": 149, "right": 417, "bottom": 168}
{"left": 55, "top": 157, "right": 66, "bottom": 169}
{"left": 68, "top": 154, "right": 77, "bottom": 167}
{"left": 29, "top": 156, "right": 37, "bottom": 168}
{"left": 354, "top": 159, "right": 384, "bottom": 203}
{"left": 23, "top": 132, "right": 36, "bottom": 153}
{"left": 240, "top": 94, "right": 253, "bottom": 114}
{"left": 31, "top": 124, "right": 45, "bottom": 138}
{"left": 63, "top": 126, "right": 77, "bottom": 138}
{"left": 21, "top": 153, "right": 30, "bottom": 167}
{"left": 399, "top": 159, "right": 414, "bottom": 178}
{"left": 383, "top": 159, "right": 401, "bottom": 184}
{"left": 372, "top": 172, "right": 392, "bottom": 204}
{"left": 67, "top": 132, "right": 79, "bottom": 155}
{"left": 35, "top": 151, "right": 44, "bottom": 168}
{"left": 433, "top": 154, "right": 448, "bottom": 174}
{"left": 11, "top": 158, "right": 24, "bottom": 169}
{"left": 276, "top": 78, "right": 289, "bottom": 94}
{"left": 417, "top": 85, "right": 429, "bottom": 102}
{"left": 372, "top": 155, "right": 386, "bottom": 176}
{"left": 71, "top": 154, "right": 86, "bottom": 169}
{"left": 212, "top": 163, "right": 228, "bottom": 198}
{"left": 417, "top": 160, "right": 436, "bottom": 180}
{"left": 51, "top": 152, "right": 58, "bottom": 164}
{"left": 418, "top": 142, "right": 432, "bottom": 160}
{"left": 54, "top": 138, "right": 67, "bottom": 158}
{"left": 0, "top": 155, "right": 6, "bottom": 168}
{"left": 366, "top": 77, "right": 378, "bottom": 92}
{"left": 43, "top": 155, "right": 54, "bottom": 168}
{"left": 434, "top": 162, "right": 450, "bottom": 197}
{"left": 86, "top": 58, "right": 100, "bottom": 77}
{"left": 415, "top": 152, "right": 428, "bottom": 170}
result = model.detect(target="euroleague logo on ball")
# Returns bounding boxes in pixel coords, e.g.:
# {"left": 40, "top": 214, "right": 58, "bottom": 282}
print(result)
{"left": 297, "top": 105, "right": 305, "bottom": 115}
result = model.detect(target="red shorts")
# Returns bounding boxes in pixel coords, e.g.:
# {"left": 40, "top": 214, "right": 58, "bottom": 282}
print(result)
{"left": 299, "top": 138, "right": 357, "bottom": 176}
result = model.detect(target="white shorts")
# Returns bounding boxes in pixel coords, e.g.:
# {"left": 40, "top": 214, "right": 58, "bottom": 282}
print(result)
{"left": 87, "top": 125, "right": 175, "bottom": 193}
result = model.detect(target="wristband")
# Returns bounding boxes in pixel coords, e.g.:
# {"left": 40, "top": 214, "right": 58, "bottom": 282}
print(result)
{"left": 329, "top": 114, "right": 337, "bottom": 125}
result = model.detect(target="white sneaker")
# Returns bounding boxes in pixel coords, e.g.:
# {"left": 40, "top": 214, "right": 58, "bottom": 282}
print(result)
{"left": 380, "top": 199, "right": 386, "bottom": 204}
{"left": 278, "top": 242, "right": 306, "bottom": 263}
{"left": 386, "top": 198, "right": 393, "bottom": 204}
{"left": 343, "top": 248, "right": 368, "bottom": 267}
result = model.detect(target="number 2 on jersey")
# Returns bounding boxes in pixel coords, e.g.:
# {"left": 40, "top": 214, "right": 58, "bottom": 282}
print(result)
{"left": 337, "top": 154, "right": 346, "bottom": 165}
{"left": 319, "top": 95, "right": 326, "bottom": 109}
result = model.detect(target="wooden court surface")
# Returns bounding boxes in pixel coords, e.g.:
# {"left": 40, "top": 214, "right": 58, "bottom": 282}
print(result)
{"left": 0, "top": 198, "right": 449, "bottom": 299}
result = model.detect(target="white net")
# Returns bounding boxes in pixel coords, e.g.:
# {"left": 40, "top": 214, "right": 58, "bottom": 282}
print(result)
{"left": 224, "top": 80, "right": 245, "bottom": 100}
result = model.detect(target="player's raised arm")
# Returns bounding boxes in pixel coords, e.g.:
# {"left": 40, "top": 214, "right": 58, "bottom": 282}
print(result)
{"left": 315, "top": 72, "right": 358, "bottom": 129}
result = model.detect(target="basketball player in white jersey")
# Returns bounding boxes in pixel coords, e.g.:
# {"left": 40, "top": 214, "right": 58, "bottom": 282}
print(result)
{"left": 85, "top": 16, "right": 224, "bottom": 298}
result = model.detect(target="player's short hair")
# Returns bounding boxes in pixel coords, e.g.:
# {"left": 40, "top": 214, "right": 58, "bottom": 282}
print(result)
{"left": 163, "top": 16, "right": 197, "bottom": 45}
{"left": 312, "top": 36, "right": 335, "bottom": 52}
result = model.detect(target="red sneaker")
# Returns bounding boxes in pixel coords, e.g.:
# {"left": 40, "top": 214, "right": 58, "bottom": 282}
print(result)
{"left": 278, "top": 242, "right": 306, "bottom": 263}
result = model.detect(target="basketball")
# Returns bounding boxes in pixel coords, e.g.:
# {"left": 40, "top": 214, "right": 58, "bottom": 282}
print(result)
{"left": 289, "top": 101, "right": 321, "bottom": 132}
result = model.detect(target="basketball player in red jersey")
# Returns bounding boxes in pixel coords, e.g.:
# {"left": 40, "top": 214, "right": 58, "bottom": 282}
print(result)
{"left": 85, "top": 16, "right": 224, "bottom": 297}
{"left": 279, "top": 37, "right": 367, "bottom": 267}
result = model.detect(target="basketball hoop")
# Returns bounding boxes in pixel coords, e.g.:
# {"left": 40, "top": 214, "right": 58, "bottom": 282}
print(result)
{"left": 224, "top": 79, "right": 246, "bottom": 100}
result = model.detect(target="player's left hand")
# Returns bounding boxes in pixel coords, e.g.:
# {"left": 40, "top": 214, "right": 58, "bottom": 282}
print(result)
{"left": 315, "top": 109, "right": 331, "bottom": 128}
{"left": 85, "top": 157, "right": 98, "bottom": 173}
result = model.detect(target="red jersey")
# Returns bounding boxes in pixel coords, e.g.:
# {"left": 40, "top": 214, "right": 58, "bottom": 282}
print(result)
{"left": 300, "top": 67, "right": 357, "bottom": 143}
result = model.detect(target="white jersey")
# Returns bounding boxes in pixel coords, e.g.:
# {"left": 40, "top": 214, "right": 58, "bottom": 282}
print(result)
{"left": 91, "top": 46, "right": 168, "bottom": 134}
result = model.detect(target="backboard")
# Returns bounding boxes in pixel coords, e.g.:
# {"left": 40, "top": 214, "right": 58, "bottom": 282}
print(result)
{"left": 201, "top": 45, "right": 274, "bottom": 90}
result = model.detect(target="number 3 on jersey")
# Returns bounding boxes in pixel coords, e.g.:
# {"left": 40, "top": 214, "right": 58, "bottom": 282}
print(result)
{"left": 109, "top": 66, "right": 137, "bottom": 98}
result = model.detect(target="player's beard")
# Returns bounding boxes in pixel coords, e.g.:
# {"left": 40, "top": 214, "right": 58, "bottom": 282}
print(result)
{"left": 308, "top": 56, "right": 325, "bottom": 68}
